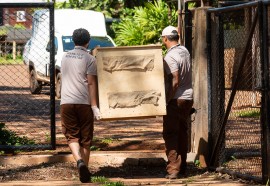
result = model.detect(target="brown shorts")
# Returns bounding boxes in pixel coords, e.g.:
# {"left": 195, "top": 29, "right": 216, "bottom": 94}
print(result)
{"left": 60, "top": 104, "right": 94, "bottom": 149}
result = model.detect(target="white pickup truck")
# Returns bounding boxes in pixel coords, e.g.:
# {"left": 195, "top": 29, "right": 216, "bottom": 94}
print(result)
{"left": 24, "top": 9, "right": 116, "bottom": 98}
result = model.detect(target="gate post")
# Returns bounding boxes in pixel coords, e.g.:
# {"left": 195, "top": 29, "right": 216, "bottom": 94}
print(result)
{"left": 49, "top": 4, "right": 56, "bottom": 150}
{"left": 192, "top": 7, "right": 212, "bottom": 167}
{"left": 260, "top": 1, "right": 270, "bottom": 184}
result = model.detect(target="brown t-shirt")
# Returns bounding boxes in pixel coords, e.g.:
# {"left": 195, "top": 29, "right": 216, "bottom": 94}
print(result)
{"left": 60, "top": 46, "right": 97, "bottom": 105}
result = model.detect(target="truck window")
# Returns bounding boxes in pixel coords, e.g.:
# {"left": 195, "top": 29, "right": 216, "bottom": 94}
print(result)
{"left": 62, "top": 36, "right": 114, "bottom": 52}
{"left": 46, "top": 37, "right": 58, "bottom": 53}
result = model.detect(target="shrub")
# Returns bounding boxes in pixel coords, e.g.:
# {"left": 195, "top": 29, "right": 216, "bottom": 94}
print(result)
{"left": 112, "top": 0, "right": 177, "bottom": 46}
{"left": 0, "top": 123, "right": 35, "bottom": 146}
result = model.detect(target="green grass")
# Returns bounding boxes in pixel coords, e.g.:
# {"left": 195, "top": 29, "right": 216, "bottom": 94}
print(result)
{"left": 90, "top": 145, "right": 100, "bottom": 151}
{"left": 234, "top": 109, "right": 260, "bottom": 118}
{"left": 45, "top": 133, "right": 51, "bottom": 143}
{"left": 231, "top": 108, "right": 260, "bottom": 118}
{"left": 91, "top": 176, "right": 125, "bottom": 186}
{"left": 0, "top": 56, "right": 23, "bottom": 65}
{"left": 93, "top": 137, "right": 116, "bottom": 145}
{"left": 101, "top": 138, "right": 114, "bottom": 144}
{"left": 90, "top": 137, "right": 118, "bottom": 151}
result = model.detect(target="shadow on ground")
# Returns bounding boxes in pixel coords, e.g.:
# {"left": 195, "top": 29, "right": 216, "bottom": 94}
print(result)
{"left": 0, "top": 159, "right": 206, "bottom": 182}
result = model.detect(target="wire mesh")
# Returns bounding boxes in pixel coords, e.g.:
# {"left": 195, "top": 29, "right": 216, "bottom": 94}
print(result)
{"left": 0, "top": 6, "right": 54, "bottom": 151}
{"left": 209, "top": 6, "right": 263, "bottom": 179}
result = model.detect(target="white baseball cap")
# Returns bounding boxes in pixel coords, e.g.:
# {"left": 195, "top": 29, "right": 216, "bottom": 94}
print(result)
{"left": 161, "top": 26, "right": 178, "bottom": 36}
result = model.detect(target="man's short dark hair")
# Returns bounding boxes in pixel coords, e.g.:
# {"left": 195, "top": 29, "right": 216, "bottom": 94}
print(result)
{"left": 72, "top": 28, "right": 90, "bottom": 46}
{"left": 167, "top": 30, "right": 179, "bottom": 41}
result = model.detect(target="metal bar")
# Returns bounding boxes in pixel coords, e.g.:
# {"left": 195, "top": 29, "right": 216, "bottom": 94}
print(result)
{"left": 49, "top": 4, "right": 56, "bottom": 150}
{"left": 227, "top": 151, "right": 261, "bottom": 158}
{"left": 206, "top": 12, "right": 213, "bottom": 165}
{"left": 210, "top": 8, "right": 259, "bottom": 166}
{"left": 216, "top": 167, "right": 262, "bottom": 183}
{"left": 0, "top": 2, "right": 53, "bottom": 8}
{"left": 260, "top": 2, "right": 270, "bottom": 184}
{"left": 208, "top": 1, "right": 258, "bottom": 13}
{"left": 219, "top": 1, "right": 250, "bottom": 6}
{"left": 216, "top": 14, "right": 225, "bottom": 166}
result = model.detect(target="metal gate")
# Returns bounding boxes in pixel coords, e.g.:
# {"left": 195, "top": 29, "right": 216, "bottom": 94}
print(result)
{"left": 207, "top": 1, "right": 270, "bottom": 184}
{"left": 0, "top": 2, "right": 55, "bottom": 152}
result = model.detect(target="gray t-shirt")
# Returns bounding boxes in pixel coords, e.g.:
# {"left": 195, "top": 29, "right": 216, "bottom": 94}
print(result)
{"left": 164, "top": 44, "right": 193, "bottom": 100}
{"left": 60, "top": 46, "right": 97, "bottom": 105}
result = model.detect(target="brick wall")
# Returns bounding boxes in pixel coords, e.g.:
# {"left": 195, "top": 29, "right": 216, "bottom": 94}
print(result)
{"left": 3, "top": 8, "right": 32, "bottom": 29}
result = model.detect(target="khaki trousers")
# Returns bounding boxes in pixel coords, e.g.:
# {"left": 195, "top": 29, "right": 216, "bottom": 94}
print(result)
{"left": 163, "top": 99, "right": 193, "bottom": 174}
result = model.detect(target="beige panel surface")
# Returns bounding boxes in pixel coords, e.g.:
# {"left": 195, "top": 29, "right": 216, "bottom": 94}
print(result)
{"left": 96, "top": 45, "right": 166, "bottom": 120}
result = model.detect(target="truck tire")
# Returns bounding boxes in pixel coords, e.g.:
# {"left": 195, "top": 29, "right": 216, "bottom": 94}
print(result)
{"left": 56, "top": 73, "right": 61, "bottom": 99}
{"left": 29, "top": 69, "right": 42, "bottom": 94}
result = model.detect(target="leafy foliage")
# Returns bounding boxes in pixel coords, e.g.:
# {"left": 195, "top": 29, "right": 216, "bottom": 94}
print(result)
{"left": 55, "top": 0, "right": 123, "bottom": 18}
{"left": 112, "top": 0, "right": 177, "bottom": 46}
{"left": 54, "top": 0, "right": 177, "bottom": 46}
{"left": 0, "top": 123, "right": 35, "bottom": 146}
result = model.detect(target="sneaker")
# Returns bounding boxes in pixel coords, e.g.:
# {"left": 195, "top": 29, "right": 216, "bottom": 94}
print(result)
{"left": 77, "top": 159, "right": 91, "bottom": 183}
{"left": 165, "top": 173, "right": 178, "bottom": 179}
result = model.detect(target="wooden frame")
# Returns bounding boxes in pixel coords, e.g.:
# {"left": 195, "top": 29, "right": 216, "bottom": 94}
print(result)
{"left": 96, "top": 45, "right": 166, "bottom": 120}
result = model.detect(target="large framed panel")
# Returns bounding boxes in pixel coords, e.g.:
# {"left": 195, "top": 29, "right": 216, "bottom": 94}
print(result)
{"left": 96, "top": 45, "right": 166, "bottom": 120}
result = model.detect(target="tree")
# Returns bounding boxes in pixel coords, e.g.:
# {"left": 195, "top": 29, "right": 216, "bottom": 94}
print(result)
{"left": 112, "top": 0, "right": 177, "bottom": 46}
{"left": 54, "top": 0, "right": 157, "bottom": 18}
{"left": 124, "top": 0, "right": 153, "bottom": 8}
{"left": 55, "top": 0, "right": 123, "bottom": 18}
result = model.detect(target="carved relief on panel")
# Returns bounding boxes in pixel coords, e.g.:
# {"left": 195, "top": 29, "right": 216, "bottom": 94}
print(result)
{"left": 103, "top": 55, "right": 154, "bottom": 72}
{"left": 108, "top": 90, "right": 161, "bottom": 108}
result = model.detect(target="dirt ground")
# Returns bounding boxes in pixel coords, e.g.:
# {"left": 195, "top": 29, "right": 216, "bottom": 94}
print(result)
{"left": 0, "top": 159, "right": 261, "bottom": 185}
{"left": 0, "top": 65, "right": 165, "bottom": 153}
{"left": 0, "top": 65, "right": 263, "bottom": 185}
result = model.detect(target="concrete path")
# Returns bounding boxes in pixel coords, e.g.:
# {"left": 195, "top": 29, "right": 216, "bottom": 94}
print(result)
{"left": 0, "top": 152, "right": 258, "bottom": 186}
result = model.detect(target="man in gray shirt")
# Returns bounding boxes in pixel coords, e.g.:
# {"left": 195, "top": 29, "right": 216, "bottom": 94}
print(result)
{"left": 60, "top": 28, "right": 101, "bottom": 183}
{"left": 161, "top": 25, "right": 193, "bottom": 179}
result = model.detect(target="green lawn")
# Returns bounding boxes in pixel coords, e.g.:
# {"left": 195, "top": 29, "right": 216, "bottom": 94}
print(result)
{"left": 0, "top": 57, "right": 23, "bottom": 65}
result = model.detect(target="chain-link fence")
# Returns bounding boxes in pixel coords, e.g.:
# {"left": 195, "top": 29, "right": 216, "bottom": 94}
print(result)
{"left": 0, "top": 2, "right": 55, "bottom": 152}
{"left": 207, "top": 1, "right": 270, "bottom": 183}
